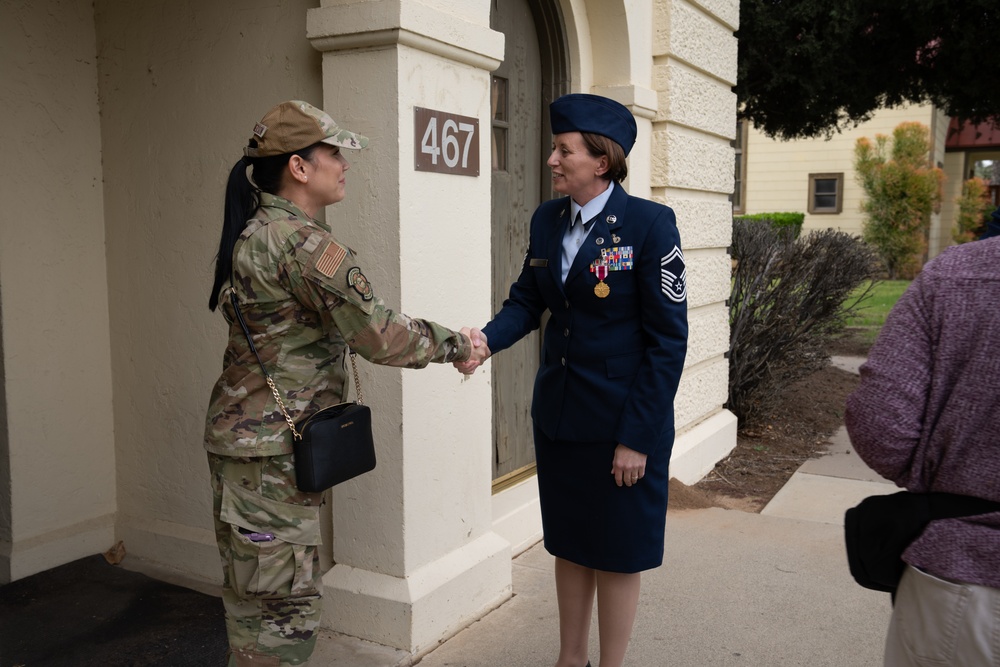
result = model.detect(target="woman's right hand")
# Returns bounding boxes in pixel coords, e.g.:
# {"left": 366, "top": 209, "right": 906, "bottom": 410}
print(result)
{"left": 455, "top": 328, "right": 490, "bottom": 375}
{"left": 612, "top": 444, "right": 647, "bottom": 487}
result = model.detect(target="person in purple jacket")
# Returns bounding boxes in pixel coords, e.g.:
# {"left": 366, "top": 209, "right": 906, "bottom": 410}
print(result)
{"left": 845, "top": 237, "right": 1000, "bottom": 666}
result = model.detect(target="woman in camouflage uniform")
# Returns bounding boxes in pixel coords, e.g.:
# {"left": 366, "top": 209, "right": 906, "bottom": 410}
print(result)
{"left": 204, "top": 100, "right": 485, "bottom": 667}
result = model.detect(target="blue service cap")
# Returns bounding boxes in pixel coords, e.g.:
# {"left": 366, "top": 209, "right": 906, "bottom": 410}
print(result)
{"left": 550, "top": 93, "right": 637, "bottom": 156}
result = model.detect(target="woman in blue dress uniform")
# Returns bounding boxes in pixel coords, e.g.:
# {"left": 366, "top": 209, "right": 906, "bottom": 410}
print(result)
{"left": 457, "top": 94, "right": 688, "bottom": 667}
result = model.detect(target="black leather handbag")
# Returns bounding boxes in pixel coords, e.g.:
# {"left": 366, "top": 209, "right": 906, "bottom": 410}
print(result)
{"left": 228, "top": 288, "right": 376, "bottom": 492}
{"left": 844, "top": 491, "right": 1000, "bottom": 594}
{"left": 292, "top": 400, "right": 376, "bottom": 492}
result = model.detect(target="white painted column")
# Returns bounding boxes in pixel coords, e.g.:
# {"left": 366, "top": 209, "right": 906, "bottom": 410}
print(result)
{"left": 307, "top": 0, "right": 510, "bottom": 654}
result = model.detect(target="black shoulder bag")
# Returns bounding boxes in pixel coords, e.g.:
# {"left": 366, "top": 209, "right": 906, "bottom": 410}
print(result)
{"left": 227, "top": 288, "right": 376, "bottom": 492}
{"left": 844, "top": 491, "right": 1000, "bottom": 595}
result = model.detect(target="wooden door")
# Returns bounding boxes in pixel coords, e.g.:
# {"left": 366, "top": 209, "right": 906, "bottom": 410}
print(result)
{"left": 490, "top": 0, "right": 544, "bottom": 486}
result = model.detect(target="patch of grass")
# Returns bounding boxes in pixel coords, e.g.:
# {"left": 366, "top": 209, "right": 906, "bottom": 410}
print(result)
{"left": 841, "top": 280, "right": 910, "bottom": 346}
{"left": 845, "top": 280, "right": 910, "bottom": 327}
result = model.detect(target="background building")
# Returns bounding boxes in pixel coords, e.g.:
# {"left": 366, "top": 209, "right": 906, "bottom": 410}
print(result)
{"left": 0, "top": 0, "right": 738, "bottom": 654}
{"left": 739, "top": 105, "right": 1000, "bottom": 259}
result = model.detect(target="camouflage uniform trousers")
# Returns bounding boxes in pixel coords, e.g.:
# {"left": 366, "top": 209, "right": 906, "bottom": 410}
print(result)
{"left": 208, "top": 453, "right": 325, "bottom": 667}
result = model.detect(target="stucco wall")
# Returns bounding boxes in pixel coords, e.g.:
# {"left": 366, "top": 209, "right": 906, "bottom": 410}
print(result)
{"left": 94, "top": 0, "right": 324, "bottom": 582}
{"left": 0, "top": 0, "right": 117, "bottom": 581}
{"left": 651, "top": 0, "right": 739, "bottom": 481}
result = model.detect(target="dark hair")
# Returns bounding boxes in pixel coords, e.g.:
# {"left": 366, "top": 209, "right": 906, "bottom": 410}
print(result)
{"left": 208, "top": 142, "right": 319, "bottom": 310}
{"left": 581, "top": 132, "right": 628, "bottom": 183}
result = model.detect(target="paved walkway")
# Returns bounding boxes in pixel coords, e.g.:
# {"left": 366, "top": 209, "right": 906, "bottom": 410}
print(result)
{"left": 0, "top": 356, "right": 898, "bottom": 666}
{"left": 311, "top": 356, "right": 899, "bottom": 666}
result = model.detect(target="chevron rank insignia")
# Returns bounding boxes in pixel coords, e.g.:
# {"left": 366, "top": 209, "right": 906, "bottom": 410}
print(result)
{"left": 661, "top": 246, "right": 687, "bottom": 303}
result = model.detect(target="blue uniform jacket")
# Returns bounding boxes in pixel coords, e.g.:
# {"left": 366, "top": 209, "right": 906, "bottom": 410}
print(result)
{"left": 483, "top": 182, "right": 688, "bottom": 455}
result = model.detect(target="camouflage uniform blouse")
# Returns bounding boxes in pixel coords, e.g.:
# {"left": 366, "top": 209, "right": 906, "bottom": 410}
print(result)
{"left": 204, "top": 193, "right": 470, "bottom": 457}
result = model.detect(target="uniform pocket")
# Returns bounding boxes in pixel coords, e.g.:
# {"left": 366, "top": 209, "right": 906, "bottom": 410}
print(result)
{"left": 219, "top": 479, "right": 321, "bottom": 600}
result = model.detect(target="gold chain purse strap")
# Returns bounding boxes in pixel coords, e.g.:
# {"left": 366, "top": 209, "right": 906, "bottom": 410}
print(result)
{"left": 225, "top": 286, "right": 363, "bottom": 441}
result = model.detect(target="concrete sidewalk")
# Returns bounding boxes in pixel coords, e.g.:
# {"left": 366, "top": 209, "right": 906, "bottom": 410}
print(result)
{"left": 313, "top": 356, "right": 899, "bottom": 666}
{"left": 0, "top": 355, "right": 899, "bottom": 666}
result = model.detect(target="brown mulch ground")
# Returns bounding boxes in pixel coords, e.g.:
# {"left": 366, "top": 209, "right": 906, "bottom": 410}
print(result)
{"left": 669, "top": 329, "right": 873, "bottom": 513}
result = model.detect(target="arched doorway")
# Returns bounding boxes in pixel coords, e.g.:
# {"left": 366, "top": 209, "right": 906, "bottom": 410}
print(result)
{"left": 489, "top": 0, "right": 568, "bottom": 489}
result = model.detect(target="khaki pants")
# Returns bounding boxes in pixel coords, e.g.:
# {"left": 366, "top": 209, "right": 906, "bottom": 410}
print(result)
{"left": 885, "top": 565, "right": 1000, "bottom": 666}
{"left": 208, "top": 453, "right": 324, "bottom": 667}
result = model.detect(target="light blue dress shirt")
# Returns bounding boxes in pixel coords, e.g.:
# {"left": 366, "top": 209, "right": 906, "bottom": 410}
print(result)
{"left": 561, "top": 180, "right": 614, "bottom": 283}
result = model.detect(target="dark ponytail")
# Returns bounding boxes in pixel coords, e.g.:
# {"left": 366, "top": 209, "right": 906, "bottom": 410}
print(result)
{"left": 208, "top": 143, "right": 320, "bottom": 311}
{"left": 209, "top": 156, "right": 258, "bottom": 310}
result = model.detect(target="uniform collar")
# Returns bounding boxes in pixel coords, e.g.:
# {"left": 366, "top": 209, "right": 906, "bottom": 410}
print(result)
{"left": 601, "top": 181, "right": 627, "bottom": 230}
{"left": 570, "top": 180, "right": 615, "bottom": 227}
{"left": 258, "top": 192, "right": 331, "bottom": 232}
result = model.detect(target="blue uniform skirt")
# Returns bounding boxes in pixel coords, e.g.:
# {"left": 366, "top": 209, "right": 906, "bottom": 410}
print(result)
{"left": 533, "top": 422, "right": 671, "bottom": 573}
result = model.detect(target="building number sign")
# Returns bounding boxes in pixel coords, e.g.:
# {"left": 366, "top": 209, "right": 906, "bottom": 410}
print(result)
{"left": 414, "top": 107, "right": 479, "bottom": 176}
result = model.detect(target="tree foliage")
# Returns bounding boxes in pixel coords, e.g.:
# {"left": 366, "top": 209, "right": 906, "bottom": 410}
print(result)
{"left": 855, "top": 122, "right": 943, "bottom": 278}
{"left": 737, "top": 0, "right": 1000, "bottom": 139}
{"left": 952, "top": 178, "right": 994, "bottom": 244}
{"left": 728, "top": 221, "right": 881, "bottom": 428}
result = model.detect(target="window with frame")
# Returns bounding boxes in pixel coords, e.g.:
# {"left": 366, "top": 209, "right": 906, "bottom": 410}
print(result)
{"left": 732, "top": 120, "right": 747, "bottom": 213}
{"left": 808, "top": 173, "right": 843, "bottom": 214}
{"left": 491, "top": 76, "right": 509, "bottom": 172}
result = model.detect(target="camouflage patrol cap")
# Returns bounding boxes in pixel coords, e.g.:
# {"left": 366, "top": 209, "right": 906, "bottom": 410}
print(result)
{"left": 244, "top": 100, "right": 369, "bottom": 158}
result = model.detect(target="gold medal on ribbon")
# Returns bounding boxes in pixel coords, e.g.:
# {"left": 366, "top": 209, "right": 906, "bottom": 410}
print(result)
{"left": 594, "top": 263, "right": 610, "bottom": 298}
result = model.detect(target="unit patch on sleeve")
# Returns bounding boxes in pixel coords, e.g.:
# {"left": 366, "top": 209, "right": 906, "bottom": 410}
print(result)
{"left": 316, "top": 241, "right": 348, "bottom": 278}
{"left": 347, "top": 267, "right": 374, "bottom": 301}
{"left": 661, "top": 246, "right": 687, "bottom": 303}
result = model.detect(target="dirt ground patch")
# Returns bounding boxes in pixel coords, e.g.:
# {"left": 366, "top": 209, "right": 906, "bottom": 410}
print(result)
{"left": 669, "top": 330, "right": 871, "bottom": 513}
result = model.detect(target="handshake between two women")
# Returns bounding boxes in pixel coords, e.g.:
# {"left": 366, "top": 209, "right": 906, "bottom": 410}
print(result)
{"left": 456, "top": 328, "right": 490, "bottom": 375}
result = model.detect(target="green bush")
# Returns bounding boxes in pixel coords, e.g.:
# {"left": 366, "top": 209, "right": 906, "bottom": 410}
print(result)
{"left": 734, "top": 212, "right": 805, "bottom": 238}
{"left": 855, "top": 122, "right": 944, "bottom": 278}
{"left": 728, "top": 221, "right": 882, "bottom": 428}
{"left": 952, "top": 177, "right": 994, "bottom": 244}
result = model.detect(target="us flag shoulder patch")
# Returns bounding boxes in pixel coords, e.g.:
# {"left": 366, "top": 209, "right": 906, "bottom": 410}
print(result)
{"left": 661, "top": 246, "right": 687, "bottom": 303}
{"left": 316, "top": 241, "right": 348, "bottom": 278}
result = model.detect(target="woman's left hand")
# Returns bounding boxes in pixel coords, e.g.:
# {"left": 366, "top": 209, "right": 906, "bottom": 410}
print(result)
{"left": 612, "top": 444, "right": 647, "bottom": 487}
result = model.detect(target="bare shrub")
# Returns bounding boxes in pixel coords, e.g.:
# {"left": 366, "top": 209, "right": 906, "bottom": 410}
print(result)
{"left": 728, "top": 220, "right": 881, "bottom": 427}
